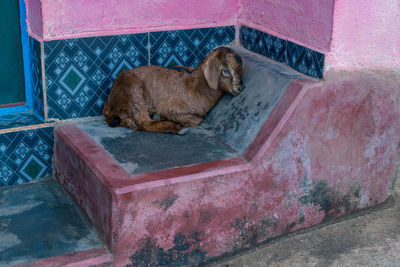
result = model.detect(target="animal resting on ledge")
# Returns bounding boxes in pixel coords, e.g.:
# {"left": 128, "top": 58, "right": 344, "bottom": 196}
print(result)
{"left": 103, "top": 47, "right": 244, "bottom": 134}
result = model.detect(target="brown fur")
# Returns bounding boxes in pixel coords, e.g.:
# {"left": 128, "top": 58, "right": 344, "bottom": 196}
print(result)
{"left": 103, "top": 47, "right": 244, "bottom": 134}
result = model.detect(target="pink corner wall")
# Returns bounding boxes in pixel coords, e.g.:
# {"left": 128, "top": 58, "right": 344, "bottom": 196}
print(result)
{"left": 238, "top": 0, "right": 335, "bottom": 53}
{"left": 24, "top": 0, "right": 43, "bottom": 40}
{"left": 24, "top": 0, "right": 400, "bottom": 73}
{"left": 325, "top": 0, "right": 400, "bottom": 71}
{"left": 26, "top": 0, "right": 238, "bottom": 41}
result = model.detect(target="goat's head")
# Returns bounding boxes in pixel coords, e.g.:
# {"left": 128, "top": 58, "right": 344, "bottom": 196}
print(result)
{"left": 201, "top": 47, "right": 244, "bottom": 95}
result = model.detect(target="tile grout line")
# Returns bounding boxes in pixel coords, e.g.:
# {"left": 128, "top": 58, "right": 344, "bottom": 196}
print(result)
{"left": 148, "top": 32, "right": 151, "bottom": 65}
{"left": 40, "top": 42, "right": 48, "bottom": 122}
{"left": 0, "top": 122, "right": 56, "bottom": 135}
{"left": 285, "top": 36, "right": 288, "bottom": 66}
{"left": 235, "top": 25, "right": 241, "bottom": 43}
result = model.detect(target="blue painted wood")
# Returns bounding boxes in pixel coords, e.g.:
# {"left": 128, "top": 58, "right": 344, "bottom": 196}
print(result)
{"left": 0, "top": 105, "right": 27, "bottom": 116}
{"left": 19, "top": 0, "right": 34, "bottom": 110}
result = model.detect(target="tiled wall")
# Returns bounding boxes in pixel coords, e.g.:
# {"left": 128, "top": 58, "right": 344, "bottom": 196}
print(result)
{"left": 150, "top": 27, "right": 235, "bottom": 67}
{"left": 0, "top": 126, "right": 53, "bottom": 187}
{"left": 44, "top": 33, "right": 148, "bottom": 120}
{"left": 0, "top": 26, "right": 235, "bottom": 187}
{"left": 240, "top": 26, "right": 325, "bottom": 79}
{"left": 0, "top": 37, "right": 51, "bottom": 187}
{"left": 0, "top": 25, "right": 326, "bottom": 187}
{"left": 44, "top": 26, "right": 235, "bottom": 120}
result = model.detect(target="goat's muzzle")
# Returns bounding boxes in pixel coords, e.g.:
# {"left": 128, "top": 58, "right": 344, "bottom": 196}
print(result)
{"left": 108, "top": 116, "right": 121, "bottom": 127}
{"left": 231, "top": 83, "right": 245, "bottom": 95}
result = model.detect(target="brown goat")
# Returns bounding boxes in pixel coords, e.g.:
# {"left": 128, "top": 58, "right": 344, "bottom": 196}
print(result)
{"left": 103, "top": 47, "right": 244, "bottom": 134}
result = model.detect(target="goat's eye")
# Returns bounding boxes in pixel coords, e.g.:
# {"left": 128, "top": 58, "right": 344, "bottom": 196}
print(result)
{"left": 222, "top": 69, "right": 232, "bottom": 78}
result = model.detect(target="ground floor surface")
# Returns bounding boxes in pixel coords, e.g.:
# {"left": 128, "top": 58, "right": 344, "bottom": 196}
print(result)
{"left": 209, "top": 196, "right": 400, "bottom": 266}
{"left": 1, "top": 177, "right": 400, "bottom": 266}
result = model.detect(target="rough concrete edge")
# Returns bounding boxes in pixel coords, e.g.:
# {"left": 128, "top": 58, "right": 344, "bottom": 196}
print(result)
{"left": 395, "top": 148, "right": 400, "bottom": 200}
{"left": 54, "top": 122, "right": 118, "bottom": 249}
{"left": 54, "top": 121, "right": 131, "bottom": 190}
{"left": 54, "top": 120, "right": 250, "bottom": 195}
{"left": 116, "top": 157, "right": 251, "bottom": 194}
{"left": 245, "top": 79, "right": 320, "bottom": 165}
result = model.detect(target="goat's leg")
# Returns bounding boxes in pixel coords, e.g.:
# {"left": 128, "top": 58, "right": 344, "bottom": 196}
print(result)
{"left": 139, "top": 119, "right": 183, "bottom": 134}
{"left": 170, "top": 113, "right": 204, "bottom": 127}
{"left": 108, "top": 76, "right": 181, "bottom": 134}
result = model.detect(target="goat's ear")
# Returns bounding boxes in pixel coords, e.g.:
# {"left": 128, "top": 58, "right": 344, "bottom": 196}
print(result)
{"left": 202, "top": 55, "right": 222, "bottom": 90}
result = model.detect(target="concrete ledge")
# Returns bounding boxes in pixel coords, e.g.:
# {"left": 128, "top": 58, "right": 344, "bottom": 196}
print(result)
{"left": 54, "top": 51, "right": 400, "bottom": 265}
{"left": 54, "top": 82, "right": 316, "bottom": 266}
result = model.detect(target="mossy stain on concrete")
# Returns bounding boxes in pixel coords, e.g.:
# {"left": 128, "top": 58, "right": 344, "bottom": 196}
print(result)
{"left": 128, "top": 232, "right": 206, "bottom": 266}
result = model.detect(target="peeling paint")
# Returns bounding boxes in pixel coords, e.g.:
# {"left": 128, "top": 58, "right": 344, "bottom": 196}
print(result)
{"left": 128, "top": 232, "right": 207, "bottom": 267}
{"left": 152, "top": 193, "right": 179, "bottom": 211}
{"left": 299, "top": 181, "right": 362, "bottom": 221}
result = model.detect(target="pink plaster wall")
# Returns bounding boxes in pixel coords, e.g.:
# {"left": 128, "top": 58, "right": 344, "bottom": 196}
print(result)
{"left": 24, "top": 0, "right": 400, "bottom": 72}
{"left": 238, "top": 0, "right": 335, "bottom": 52}
{"left": 24, "top": 0, "right": 43, "bottom": 40}
{"left": 37, "top": 0, "right": 238, "bottom": 40}
{"left": 325, "top": 0, "right": 400, "bottom": 71}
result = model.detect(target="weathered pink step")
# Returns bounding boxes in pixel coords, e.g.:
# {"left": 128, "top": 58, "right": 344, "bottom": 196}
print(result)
{"left": 54, "top": 48, "right": 399, "bottom": 266}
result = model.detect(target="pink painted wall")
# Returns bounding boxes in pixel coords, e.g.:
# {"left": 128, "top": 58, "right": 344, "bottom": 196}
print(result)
{"left": 34, "top": 0, "right": 238, "bottom": 40}
{"left": 238, "top": 0, "right": 335, "bottom": 52}
{"left": 24, "top": 0, "right": 400, "bottom": 71}
{"left": 24, "top": 0, "right": 43, "bottom": 40}
{"left": 326, "top": 0, "right": 400, "bottom": 71}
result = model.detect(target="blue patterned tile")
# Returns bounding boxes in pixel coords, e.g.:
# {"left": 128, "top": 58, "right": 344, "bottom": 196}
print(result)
{"left": 0, "top": 127, "right": 54, "bottom": 187}
{"left": 240, "top": 26, "right": 324, "bottom": 79}
{"left": 0, "top": 113, "right": 44, "bottom": 130}
{"left": 286, "top": 41, "right": 324, "bottom": 79}
{"left": 44, "top": 33, "right": 148, "bottom": 120}
{"left": 29, "top": 37, "right": 44, "bottom": 118}
{"left": 150, "top": 26, "right": 235, "bottom": 67}
{"left": 240, "top": 26, "right": 286, "bottom": 63}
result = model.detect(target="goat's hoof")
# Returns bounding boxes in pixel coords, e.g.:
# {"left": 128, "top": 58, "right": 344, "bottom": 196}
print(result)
{"left": 177, "top": 127, "right": 189, "bottom": 135}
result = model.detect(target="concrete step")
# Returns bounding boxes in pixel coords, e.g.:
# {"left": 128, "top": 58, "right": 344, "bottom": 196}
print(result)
{"left": 0, "top": 179, "right": 112, "bottom": 267}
